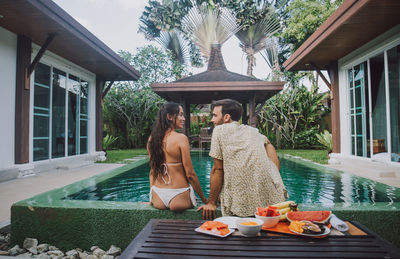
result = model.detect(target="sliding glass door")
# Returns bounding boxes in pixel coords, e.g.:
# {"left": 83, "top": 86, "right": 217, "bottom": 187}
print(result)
{"left": 347, "top": 44, "right": 400, "bottom": 163}
{"left": 387, "top": 46, "right": 400, "bottom": 162}
{"left": 33, "top": 63, "right": 89, "bottom": 161}
{"left": 348, "top": 62, "right": 369, "bottom": 157}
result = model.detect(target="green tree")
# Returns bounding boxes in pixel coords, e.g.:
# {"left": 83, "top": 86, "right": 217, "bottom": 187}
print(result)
{"left": 103, "top": 46, "right": 181, "bottom": 148}
{"left": 281, "top": 0, "right": 343, "bottom": 53}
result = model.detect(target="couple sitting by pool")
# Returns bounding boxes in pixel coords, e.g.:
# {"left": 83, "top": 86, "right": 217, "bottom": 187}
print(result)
{"left": 147, "top": 99, "right": 287, "bottom": 220}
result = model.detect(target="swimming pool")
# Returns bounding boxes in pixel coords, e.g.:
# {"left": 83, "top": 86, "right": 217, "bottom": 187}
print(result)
{"left": 65, "top": 152, "right": 400, "bottom": 207}
{"left": 12, "top": 154, "right": 400, "bottom": 250}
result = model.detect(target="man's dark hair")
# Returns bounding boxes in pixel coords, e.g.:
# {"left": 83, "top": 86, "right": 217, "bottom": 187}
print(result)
{"left": 212, "top": 99, "right": 243, "bottom": 121}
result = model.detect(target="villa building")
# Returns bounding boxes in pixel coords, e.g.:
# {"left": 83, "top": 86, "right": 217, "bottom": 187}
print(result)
{"left": 0, "top": 0, "right": 140, "bottom": 182}
{"left": 284, "top": 0, "right": 400, "bottom": 167}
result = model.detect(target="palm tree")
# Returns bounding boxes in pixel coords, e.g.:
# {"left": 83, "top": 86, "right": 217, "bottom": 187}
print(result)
{"left": 235, "top": 6, "right": 281, "bottom": 76}
{"left": 155, "top": 30, "right": 190, "bottom": 65}
{"left": 260, "top": 37, "right": 281, "bottom": 81}
{"left": 181, "top": 2, "right": 242, "bottom": 58}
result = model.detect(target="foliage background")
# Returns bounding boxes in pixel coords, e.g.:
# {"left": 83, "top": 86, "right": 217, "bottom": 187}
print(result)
{"left": 103, "top": 45, "right": 185, "bottom": 149}
{"left": 103, "top": 0, "right": 343, "bottom": 151}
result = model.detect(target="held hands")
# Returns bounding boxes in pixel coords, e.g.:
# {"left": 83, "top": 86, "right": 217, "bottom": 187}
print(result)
{"left": 197, "top": 203, "right": 217, "bottom": 220}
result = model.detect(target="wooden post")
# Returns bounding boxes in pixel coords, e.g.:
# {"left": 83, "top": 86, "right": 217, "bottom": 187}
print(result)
{"left": 328, "top": 61, "right": 340, "bottom": 153}
{"left": 182, "top": 98, "right": 191, "bottom": 136}
{"left": 242, "top": 103, "right": 248, "bottom": 125}
{"left": 96, "top": 78, "right": 105, "bottom": 151}
{"left": 249, "top": 92, "right": 256, "bottom": 127}
{"left": 15, "top": 35, "right": 32, "bottom": 164}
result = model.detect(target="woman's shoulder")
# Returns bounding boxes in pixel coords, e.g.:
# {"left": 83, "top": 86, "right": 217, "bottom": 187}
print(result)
{"left": 170, "top": 131, "right": 189, "bottom": 142}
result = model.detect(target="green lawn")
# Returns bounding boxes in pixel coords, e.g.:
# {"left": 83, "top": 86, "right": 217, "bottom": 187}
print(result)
{"left": 277, "top": 149, "right": 329, "bottom": 164}
{"left": 98, "top": 148, "right": 328, "bottom": 165}
{"left": 97, "top": 148, "right": 148, "bottom": 163}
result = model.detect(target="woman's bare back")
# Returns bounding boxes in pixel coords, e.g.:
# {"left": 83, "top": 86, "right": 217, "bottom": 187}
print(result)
{"left": 152, "top": 131, "right": 190, "bottom": 189}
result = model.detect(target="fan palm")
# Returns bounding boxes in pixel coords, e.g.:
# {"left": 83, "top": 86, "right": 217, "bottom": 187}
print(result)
{"left": 260, "top": 37, "right": 281, "bottom": 81}
{"left": 155, "top": 30, "right": 190, "bottom": 65}
{"left": 181, "top": 2, "right": 242, "bottom": 58}
{"left": 235, "top": 6, "right": 281, "bottom": 76}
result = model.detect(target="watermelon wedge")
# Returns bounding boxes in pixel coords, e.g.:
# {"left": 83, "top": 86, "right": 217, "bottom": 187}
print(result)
{"left": 286, "top": 211, "right": 331, "bottom": 224}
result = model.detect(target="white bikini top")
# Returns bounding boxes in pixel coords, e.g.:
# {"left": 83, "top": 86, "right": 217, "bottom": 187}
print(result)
{"left": 160, "top": 162, "right": 182, "bottom": 185}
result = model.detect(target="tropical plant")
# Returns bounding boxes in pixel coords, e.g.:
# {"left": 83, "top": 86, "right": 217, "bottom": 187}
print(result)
{"left": 280, "top": 0, "right": 343, "bottom": 53}
{"left": 103, "top": 45, "right": 180, "bottom": 148}
{"left": 102, "top": 134, "right": 118, "bottom": 151}
{"left": 316, "top": 130, "right": 332, "bottom": 153}
{"left": 258, "top": 84, "right": 330, "bottom": 149}
{"left": 181, "top": 2, "right": 242, "bottom": 57}
{"left": 260, "top": 36, "right": 281, "bottom": 80}
{"left": 155, "top": 30, "right": 190, "bottom": 65}
{"left": 139, "top": 0, "right": 281, "bottom": 72}
{"left": 234, "top": 4, "right": 280, "bottom": 76}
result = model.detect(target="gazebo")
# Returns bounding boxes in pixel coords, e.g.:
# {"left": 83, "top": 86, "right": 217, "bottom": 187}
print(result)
{"left": 151, "top": 44, "right": 284, "bottom": 136}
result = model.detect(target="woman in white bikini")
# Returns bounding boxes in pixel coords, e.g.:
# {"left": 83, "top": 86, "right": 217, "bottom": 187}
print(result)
{"left": 147, "top": 102, "right": 207, "bottom": 211}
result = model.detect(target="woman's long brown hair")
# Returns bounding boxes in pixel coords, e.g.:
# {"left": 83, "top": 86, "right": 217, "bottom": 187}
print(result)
{"left": 148, "top": 102, "right": 180, "bottom": 180}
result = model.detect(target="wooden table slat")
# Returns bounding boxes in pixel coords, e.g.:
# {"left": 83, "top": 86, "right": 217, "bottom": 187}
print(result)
{"left": 146, "top": 237, "right": 379, "bottom": 247}
{"left": 136, "top": 247, "right": 390, "bottom": 258}
{"left": 141, "top": 241, "right": 386, "bottom": 253}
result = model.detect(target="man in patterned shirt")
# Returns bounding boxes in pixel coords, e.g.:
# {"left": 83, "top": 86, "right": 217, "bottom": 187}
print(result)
{"left": 198, "top": 99, "right": 287, "bottom": 219}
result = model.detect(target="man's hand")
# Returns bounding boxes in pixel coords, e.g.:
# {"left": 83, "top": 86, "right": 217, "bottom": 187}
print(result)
{"left": 197, "top": 203, "right": 217, "bottom": 220}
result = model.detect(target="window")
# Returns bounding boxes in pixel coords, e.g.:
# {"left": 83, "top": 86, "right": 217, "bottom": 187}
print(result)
{"left": 33, "top": 63, "right": 89, "bottom": 161}
{"left": 33, "top": 63, "right": 51, "bottom": 161}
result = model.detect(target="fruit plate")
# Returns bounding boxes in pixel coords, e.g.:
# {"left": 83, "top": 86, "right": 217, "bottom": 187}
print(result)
{"left": 214, "top": 216, "right": 240, "bottom": 229}
{"left": 289, "top": 225, "right": 331, "bottom": 237}
{"left": 194, "top": 227, "right": 234, "bottom": 238}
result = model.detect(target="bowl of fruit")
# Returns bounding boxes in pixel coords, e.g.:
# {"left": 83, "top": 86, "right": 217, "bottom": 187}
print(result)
{"left": 255, "top": 206, "right": 281, "bottom": 228}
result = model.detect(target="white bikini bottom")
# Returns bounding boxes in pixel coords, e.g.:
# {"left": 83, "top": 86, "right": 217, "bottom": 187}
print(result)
{"left": 150, "top": 185, "right": 197, "bottom": 208}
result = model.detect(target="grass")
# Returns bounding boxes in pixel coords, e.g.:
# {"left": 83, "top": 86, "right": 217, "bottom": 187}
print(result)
{"left": 97, "top": 148, "right": 148, "bottom": 163}
{"left": 277, "top": 149, "right": 329, "bottom": 164}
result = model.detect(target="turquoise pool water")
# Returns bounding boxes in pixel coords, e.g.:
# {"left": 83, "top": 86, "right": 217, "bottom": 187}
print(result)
{"left": 65, "top": 152, "right": 400, "bottom": 207}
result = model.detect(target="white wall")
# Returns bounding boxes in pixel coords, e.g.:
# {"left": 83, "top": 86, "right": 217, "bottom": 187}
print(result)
{"left": 0, "top": 27, "right": 17, "bottom": 169}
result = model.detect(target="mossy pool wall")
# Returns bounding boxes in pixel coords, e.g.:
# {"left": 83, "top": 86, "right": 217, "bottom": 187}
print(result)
{"left": 11, "top": 157, "right": 400, "bottom": 250}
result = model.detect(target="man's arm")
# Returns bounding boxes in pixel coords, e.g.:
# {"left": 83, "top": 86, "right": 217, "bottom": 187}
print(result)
{"left": 197, "top": 158, "right": 224, "bottom": 220}
{"left": 265, "top": 142, "right": 280, "bottom": 171}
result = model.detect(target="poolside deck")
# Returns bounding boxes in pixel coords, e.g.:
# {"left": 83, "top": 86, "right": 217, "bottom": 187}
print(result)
{"left": 325, "top": 157, "right": 400, "bottom": 188}
{"left": 0, "top": 163, "right": 124, "bottom": 227}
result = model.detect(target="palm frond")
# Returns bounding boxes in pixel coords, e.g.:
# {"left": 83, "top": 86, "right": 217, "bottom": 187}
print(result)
{"left": 181, "top": 2, "right": 242, "bottom": 57}
{"left": 260, "top": 37, "right": 279, "bottom": 71}
{"left": 236, "top": 6, "right": 281, "bottom": 54}
{"left": 155, "top": 31, "right": 190, "bottom": 64}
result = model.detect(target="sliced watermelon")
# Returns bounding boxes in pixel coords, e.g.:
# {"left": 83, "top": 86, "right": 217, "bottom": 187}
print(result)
{"left": 257, "top": 207, "right": 268, "bottom": 217}
{"left": 286, "top": 211, "right": 331, "bottom": 224}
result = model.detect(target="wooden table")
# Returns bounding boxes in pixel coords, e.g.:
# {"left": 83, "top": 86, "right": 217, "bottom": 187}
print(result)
{"left": 120, "top": 219, "right": 400, "bottom": 259}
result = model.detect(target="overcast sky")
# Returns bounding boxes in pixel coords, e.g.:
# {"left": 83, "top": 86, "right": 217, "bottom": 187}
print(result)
{"left": 52, "top": 0, "right": 272, "bottom": 79}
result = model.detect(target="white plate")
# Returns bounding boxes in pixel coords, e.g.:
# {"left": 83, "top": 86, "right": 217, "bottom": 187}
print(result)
{"left": 194, "top": 227, "right": 234, "bottom": 238}
{"left": 214, "top": 216, "right": 240, "bottom": 229}
{"left": 289, "top": 225, "right": 331, "bottom": 237}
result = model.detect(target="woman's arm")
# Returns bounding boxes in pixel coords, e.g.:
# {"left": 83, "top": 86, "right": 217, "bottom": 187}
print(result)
{"left": 147, "top": 138, "right": 154, "bottom": 204}
{"left": 179, "top": 135, "right": 207, "bottom": 204}
{"left": 265, "top": 142, "right": 280, "bottom": 171}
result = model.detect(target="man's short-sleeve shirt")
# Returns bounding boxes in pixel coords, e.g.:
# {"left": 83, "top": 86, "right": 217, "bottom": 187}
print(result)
{"left": 209, "top": 122, "right": 287, "bottom": 217}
